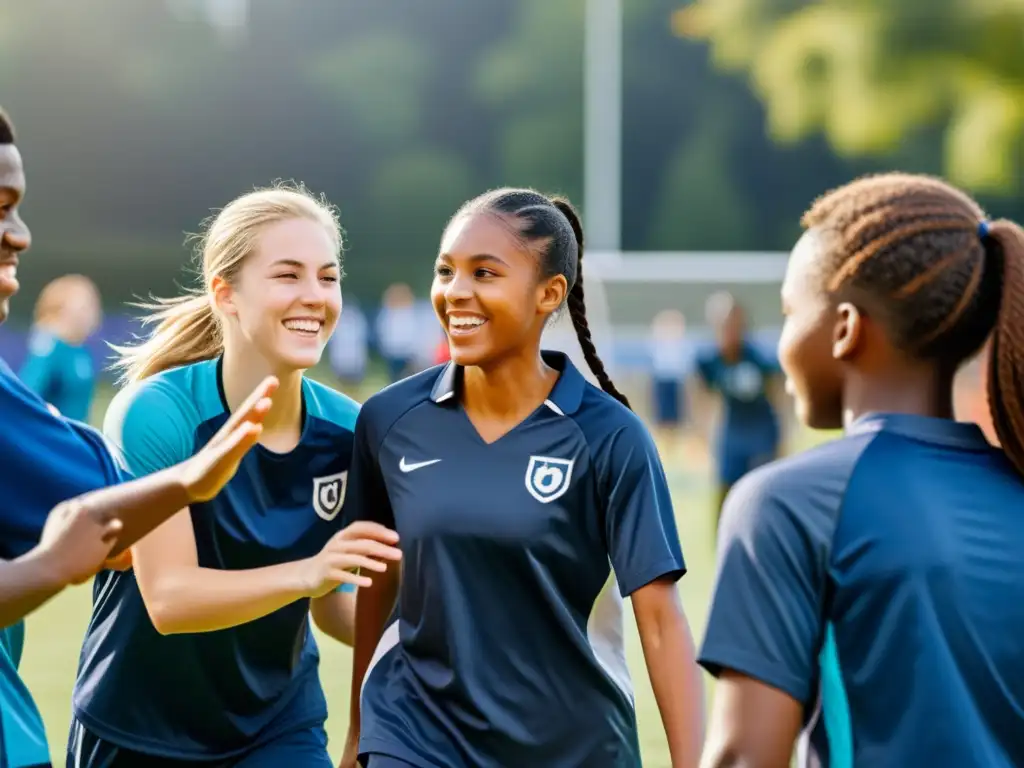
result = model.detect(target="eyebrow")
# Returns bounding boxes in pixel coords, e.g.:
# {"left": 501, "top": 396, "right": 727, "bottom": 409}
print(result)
{"left": 437, "top": 253, "right": 509, "bottom": 267}
{"left": 269, "top": 259, "right": 340, "bottom": 270}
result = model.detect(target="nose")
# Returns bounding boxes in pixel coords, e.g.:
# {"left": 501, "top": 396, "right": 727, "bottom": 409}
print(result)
{"left": 445, "top": 269, "right": 473, "bottom": 303}
{"left": 2, "top": 216, "right": 31, "bottom": 252}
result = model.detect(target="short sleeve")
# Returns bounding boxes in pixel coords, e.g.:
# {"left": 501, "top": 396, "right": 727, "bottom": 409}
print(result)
{"left": 599, "top": 419, "right": 686, "bottom": 597}
{"left": 102, "top": 379, "right": 198, "bottom": 477}
{"left": 0, "top": 361, "right": 122, "bottom": 559}
{"left": 342, "top": 407, "right": 394, "bottom": 529}
{"left": 752, "top": 343, "right": 782, "bottom": 376}
{"left": 698, "top": 468, "right": 829, "bottom": 703}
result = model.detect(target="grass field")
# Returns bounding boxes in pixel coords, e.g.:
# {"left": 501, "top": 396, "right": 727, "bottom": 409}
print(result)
{"left": 17, "top": 377, "right": 828, "bottom": 767}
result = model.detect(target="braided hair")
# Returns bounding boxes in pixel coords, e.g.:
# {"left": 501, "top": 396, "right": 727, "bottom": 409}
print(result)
{"left": 803, "top": 172, "right": 1024, "bottom": 475}
{"left": 451, "top": 188, "right": 631, "bottom": 409}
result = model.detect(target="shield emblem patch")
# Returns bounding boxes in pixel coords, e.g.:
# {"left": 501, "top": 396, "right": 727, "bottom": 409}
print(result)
{"left": 524, "top": 456, "right": 575, "bottom": 504}
{"left": 312, "top": 471, "right": 348, "bottom": 521}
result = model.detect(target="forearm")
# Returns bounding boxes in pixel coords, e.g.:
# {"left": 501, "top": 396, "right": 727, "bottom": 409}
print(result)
{"left": 311, "top": 589, "right": 356, "bottom": 646}
{"left": 349, "top": 568, "right": 399, "bottom": 734}
{"left": 143, "top": 558, "right": 309, "bottom": 635}
{"left": 638, "top": 605, "right": 705, "bottom": 768}
{"left": 0, "top": 551, "right": 64, "bottom": 628}
{"left": 78, "top": 466, "right": 191, "bottom": 556}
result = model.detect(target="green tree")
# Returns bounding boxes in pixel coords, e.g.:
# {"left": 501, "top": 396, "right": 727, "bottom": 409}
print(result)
{"left": 676, "top": 0, "right": 1024, "bottom": 192}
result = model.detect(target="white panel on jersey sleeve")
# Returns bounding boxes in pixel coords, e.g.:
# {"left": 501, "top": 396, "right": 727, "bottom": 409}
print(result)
{"left": 361, "top": 620, "right": 401, "bottom": 699}
{"left": 586, "top": 568, "right": 635, "bottom": 706}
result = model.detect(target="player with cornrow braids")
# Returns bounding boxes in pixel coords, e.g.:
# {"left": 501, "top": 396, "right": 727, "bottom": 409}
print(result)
{"left": 340, "top": 188, "right": 703, "bottom": 768}
{"left": 698, "top": 172, "right": 1024, "bottom": 768}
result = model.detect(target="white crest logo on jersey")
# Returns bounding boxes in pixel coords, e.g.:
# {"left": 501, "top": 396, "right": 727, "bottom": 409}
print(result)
{"left": 312, "top": 471, "right": 348, "bottom": 521}
{"left": 525, "top": 456, "right": 575, "bottom": 504}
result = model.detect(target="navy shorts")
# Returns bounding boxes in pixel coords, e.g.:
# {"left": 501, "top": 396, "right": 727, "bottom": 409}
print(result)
{"left": 717, "top": 446, "right": 776, "bottom": 486}
{"left": 67, "top": 717, "right": 331, "bottom": 768}
{"left": 651, "top": 378, "right": 683, "bottom": 426}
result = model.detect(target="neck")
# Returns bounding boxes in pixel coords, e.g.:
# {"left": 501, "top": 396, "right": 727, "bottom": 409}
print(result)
{"left": 221, "top": 343, "right": 304, "bottom": 440}
{"left": 842, "top": 365, "right": 955, "bottom": 428}
{"left": 461, "top": 349, "right": 557, "bottom": 419}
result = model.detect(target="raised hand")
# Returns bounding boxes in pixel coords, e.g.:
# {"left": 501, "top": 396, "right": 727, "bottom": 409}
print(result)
{"left": 178, "top": 376, "right": 279, "bottom": 503}
{"left": 301, "top": 522, "right": 402, "bottom": 599}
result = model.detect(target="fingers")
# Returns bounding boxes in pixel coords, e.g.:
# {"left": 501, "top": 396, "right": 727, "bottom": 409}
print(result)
{"left": 327, "top": 537, "right": 403, "bottom": 563}
{"left": 211, "top": 377, "right": 279, "bottom": 442}
{"left": 328, "top": 569, "right": 373, "bottom": 588}
{"left": 102, "top": 518, "right": 124, "bottom": 544}
{"left": 212, "top": 421, "right": 264, "bottom": 467}
{"left": 336, "top": 521, "right": 400, "bottom": 545}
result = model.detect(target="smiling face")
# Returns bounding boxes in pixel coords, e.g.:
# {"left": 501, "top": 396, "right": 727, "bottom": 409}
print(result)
{"left": 0, "top": 143, "right": 30, "bottom": 324}
{"left": 215, "top": 217, "right": 341, "bottom": 372}
{"left": 431, "top": 210, "right": 566, "bottom": 368}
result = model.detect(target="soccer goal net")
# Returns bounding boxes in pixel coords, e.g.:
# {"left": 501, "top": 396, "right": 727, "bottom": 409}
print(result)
{"left": 543, "top": 250, "right": 788, "bottom": 411}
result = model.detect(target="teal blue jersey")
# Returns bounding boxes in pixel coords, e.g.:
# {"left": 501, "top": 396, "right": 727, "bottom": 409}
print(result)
{"left": 72, "top": 358, "right": 360, "bottom": 761}
{"left": 18, "top": 330, "right": 96, "bottom": 423}
{"left": 0, "top": 622, "right": 48, "bottom": 768}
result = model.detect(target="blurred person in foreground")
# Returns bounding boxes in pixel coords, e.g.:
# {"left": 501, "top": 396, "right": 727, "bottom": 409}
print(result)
{"left": 700, "top": 173, "right": 1024, "bottom": 768}
{"left": 68, "top": 185, "right": 401, "bottom": 768}
{"left": 0, "top": 106, "right": 278, "bottom": 768}
{"left": 19, "top": 274, "right": 102, "bottom": 422}
{"left": 341, "top": 188, "right": 703, "bottom": 768}
{"left": 693, "top": 292, "right": 781, "bottom": 529}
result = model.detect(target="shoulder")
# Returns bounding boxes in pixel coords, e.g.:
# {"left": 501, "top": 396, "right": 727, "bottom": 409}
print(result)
{"left": 571, "top": 384, "right": 660, "bottom": 474}
{"left": 103, "top": 362, "right": 219, "bottom": 467}
{"left": 304, "top": 377, "right": 361, "bottom": 432}
{"left": 358, "top": 365, "right": 442, "bottom": 443}
{"left": 720, "top": 433, "right": 879, "bottom": 550}
{"left": 26, "top": 329, "right": 58, "bottom": 357}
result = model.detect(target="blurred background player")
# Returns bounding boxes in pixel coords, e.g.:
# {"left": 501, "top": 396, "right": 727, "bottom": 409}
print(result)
{"left": 18, "top": 274, "right": 102, "bottom": 422}
{"left": 693, "top": 291, "right": 782, "bottom": 528}
{"left": 375, "top": 282, "right": 420, "bottom": 383}
{"left": 649, "top": 308, "right": 689, "bottom": 459}
{"left": 341, "top": 189, "right": 703, "bottom": 768}
{"left": 68, "top": 186, "right": 402, "bottom": 768}
{"left": 699, "top": 173, "right": 1024, "bottom": 768}
{"left": 327, "top": 294, "right": 369, "bottom": 390}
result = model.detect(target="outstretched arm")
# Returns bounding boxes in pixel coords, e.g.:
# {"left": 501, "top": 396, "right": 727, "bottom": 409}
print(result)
{"left": 0, "top": 377, "right": 277, "bottom": 628}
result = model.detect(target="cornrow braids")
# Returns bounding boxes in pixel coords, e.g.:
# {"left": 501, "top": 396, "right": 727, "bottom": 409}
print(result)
{"left": 457, "top": 188, "right": 631, "bottom": 409}
{"left": 803, "top": 172, "right": 1024, "bottom": 476}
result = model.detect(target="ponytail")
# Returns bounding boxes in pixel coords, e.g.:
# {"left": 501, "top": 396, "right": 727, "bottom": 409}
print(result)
{"left": 110, "top": 292, "right": 223, "bottom": 384}
{"left": 984, "top": 220, "right": 1024, "bottom": 476}
{"left": 550, "top": 197, "right": 632, "bottom": 410}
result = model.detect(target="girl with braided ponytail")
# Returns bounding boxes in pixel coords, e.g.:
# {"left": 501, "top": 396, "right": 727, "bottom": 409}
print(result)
{"left": 340, "top": 189, "right": 704, "bottom": 768}
{"left": 699, "top": 172, "right": 1024, "bottom": 768}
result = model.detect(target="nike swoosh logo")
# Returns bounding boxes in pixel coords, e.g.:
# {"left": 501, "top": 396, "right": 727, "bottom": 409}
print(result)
{"left": 399, "top": 457, "right": 442, "bottom": 473}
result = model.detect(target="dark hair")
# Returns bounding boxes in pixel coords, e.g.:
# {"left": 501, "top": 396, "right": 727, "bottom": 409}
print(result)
{"left": 0, "top": 108, "right": 14, "bottom": 145}
{"left": 452, "top": 188, "right": 631, "bottom": 409}
{"left": 803, "top": 172, "right": 1024, "bottom": 475}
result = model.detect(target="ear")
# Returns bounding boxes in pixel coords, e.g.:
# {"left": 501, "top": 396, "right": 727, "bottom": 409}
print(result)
{"left": 537, "top": 274, "right": 568, "bottom": 316}
{"left": 832, "top": 302, "right": 864, "bottom": 360}
{"left": 211, "top": 276, "right": 237, "bottom": 317}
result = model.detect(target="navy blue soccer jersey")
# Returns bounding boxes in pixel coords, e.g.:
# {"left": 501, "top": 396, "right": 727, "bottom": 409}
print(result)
{"left": 699, "top": 413, "right": 1024, "bottom": 767}
{"left": 0, "top": 356, "right": 124, "bottom": 768}
{"left": 345, "top": 351, "right": 686, "bottom": 768}
{"left": 695, "top": 342, "right": 779, "bottom": 446}
{"left": 71, "top": 358, "right": 359, "bottom": 760}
